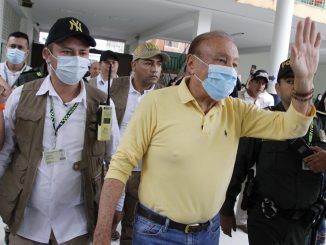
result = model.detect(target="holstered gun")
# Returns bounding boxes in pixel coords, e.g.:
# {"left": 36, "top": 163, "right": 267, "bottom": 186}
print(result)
{"left": 241, "top": 168, "right": 255, "bottom": 211}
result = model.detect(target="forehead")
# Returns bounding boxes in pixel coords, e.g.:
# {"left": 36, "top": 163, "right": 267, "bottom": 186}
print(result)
{"left": 198, "top": 37, "right": 239, "bottom": 60}
{"left": 54, "top": 37, "right": 89, "bottom": 49}
{"left": 91, "top": 62, "right": 100, "bottom": 67}
{"left": 7, "top": 37, "right": 28, "bottom": 46}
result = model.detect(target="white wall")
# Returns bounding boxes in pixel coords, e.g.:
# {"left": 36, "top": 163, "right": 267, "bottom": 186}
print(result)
{"left": 238, "top": 51, "right": 270, "bottom": 85}
{"left": 239, "top": 50, "right": 325, "bottom": 96}
{"left": 313, "top": 63, "right": 326, "bottom": 95}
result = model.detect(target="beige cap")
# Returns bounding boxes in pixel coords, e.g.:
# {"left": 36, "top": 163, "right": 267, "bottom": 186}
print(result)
{"left": 133, "top": 42, "right": 170, "bottom": 62}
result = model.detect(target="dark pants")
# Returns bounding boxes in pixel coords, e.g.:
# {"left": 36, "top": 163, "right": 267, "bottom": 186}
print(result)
{"left": 120, "top": 171, "right": 141, "bottom": 245}
{"left": 248, "top": 205, "right": 311, "bottom": 245}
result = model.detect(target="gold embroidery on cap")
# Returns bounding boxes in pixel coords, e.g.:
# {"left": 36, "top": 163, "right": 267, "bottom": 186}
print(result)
{"left": 69, "top": 19, "right": 82, "bottom": 32}
{"left": 281, "top": 59, "right": 291, "bottom": 69}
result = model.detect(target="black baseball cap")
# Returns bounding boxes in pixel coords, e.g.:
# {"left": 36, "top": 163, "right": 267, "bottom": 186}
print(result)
{"left": 100, "top": 50, "right": 119, "bottom": 62}
{"left": 45, "top": 17, "right": 96, "bottom": 47}
{"left": 251, "top": 69, "right": 269, "bottom": 84}
{"left": 277, "top": 58, "right": 294, "bottom": 81}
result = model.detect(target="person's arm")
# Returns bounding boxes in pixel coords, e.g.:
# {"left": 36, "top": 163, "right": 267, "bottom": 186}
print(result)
{"left": 94, "top": 178, "right": 124, "bottom": 245}
{"left": 220, "top": 137, "right": 259, "bottom": 237}
{"left": 290, "top": 17, "right": 321, "bottom": 116}
{"left": 0, "top": 87, "right": 21, "bottom": 178}
{"left": 0, "top": 110, "right": 4, "bottom": 150}
{"left": 94, "top": 93, "right": 158, "bottom": 244}
{"left": 304, "top": 146, "right": 326, "bottom": 173}
{"left": 0, "top": 76, "right": 12, "bottom": 150}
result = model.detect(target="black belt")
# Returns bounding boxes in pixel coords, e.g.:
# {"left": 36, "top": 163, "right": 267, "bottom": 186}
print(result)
{"left": 137, "top": 205, "right": 210, "bottom": 233}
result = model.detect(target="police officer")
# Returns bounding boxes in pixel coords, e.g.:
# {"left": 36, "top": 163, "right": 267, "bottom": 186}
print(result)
{"left": 220, "top": 59, "right": 326, "bottom": 245}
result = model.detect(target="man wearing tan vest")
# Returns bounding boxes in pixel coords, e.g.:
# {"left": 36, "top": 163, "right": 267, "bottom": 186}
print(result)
{"left": 0, "top": 17, "right": 122, "bottom": 245}
{"left": 91, "top": 42, "right": 169, "bottom": 244}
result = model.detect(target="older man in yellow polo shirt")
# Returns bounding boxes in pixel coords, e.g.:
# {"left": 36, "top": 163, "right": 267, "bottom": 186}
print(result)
{"left": 94, "top": 17, "right": 320, "bottom": 245}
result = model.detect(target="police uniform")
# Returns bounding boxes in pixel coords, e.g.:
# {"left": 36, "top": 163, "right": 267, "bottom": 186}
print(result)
{"left": 14, "top": 64, "right": 48, "bottom": 88}
{"left": 221, "top": 59, "right": 326, "bottom": 245}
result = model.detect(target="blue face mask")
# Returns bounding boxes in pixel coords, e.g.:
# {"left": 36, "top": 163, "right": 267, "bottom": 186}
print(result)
{"left": 48, "top": 50, "right": 90, "bottom": 85}
{"left": 6, "top": 48, "right": 26, "bottom": 65}
{"left": 194, "top": 56, "right": 237, "bottom": 101}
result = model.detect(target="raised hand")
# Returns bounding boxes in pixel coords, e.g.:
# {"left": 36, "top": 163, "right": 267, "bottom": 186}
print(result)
{"left": 291, "top": 17, "right": 321, "bottom": 92}
{"left": 0, "top": 76, "right": 11, "bottom": 103}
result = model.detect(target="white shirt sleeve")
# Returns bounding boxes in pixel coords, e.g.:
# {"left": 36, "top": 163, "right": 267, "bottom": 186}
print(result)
{"left": 106, "top": 99, "right": 125, "bottom": 211}
{"left": 0, "top": 86, "right": 23, "bottom": 178}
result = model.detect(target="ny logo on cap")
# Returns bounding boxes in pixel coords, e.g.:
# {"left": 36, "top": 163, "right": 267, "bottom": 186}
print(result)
{"left": 69, "top": 19, "right": 82, "bottom": 32}
{"left": 281, "top": 59, "right": 291, "bottom": 69}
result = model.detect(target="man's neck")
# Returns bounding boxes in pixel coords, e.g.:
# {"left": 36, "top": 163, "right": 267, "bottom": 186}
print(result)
{"left": 6, "top": 61, "right": 25, "bottom": 72}
{"left": 132, "top": 77, "right": 153, "bottom": 95}
{"left": 50, "top": 75, "right": 81, "bottom": 103}
{"left": 188, "top": 77, "right": 216, "bottom": 114}
{"left": 246, "top": 89, "right": 258, "bottom": 100}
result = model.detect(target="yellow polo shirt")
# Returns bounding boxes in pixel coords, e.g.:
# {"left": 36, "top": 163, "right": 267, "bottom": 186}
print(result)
{"left": 107, "top": 78, "right": 315, "bottom": 224}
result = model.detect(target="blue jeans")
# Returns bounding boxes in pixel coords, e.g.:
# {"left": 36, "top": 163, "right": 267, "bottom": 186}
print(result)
{"left": 132, "top": 205, "right": 220, "bottom": 245}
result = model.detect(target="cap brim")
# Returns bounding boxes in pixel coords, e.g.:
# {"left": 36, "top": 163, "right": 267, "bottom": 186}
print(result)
{"left": 54, "top": 33, "right": 96, "bottom": 47}
{"left": 252, "top": 76, "right": 268, "bottom": 83}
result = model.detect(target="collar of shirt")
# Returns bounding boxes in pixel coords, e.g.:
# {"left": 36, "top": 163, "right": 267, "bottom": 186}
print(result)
{"left": 98, "top": 73, "right": 108, "bottom": 84}
{"left": 35, "top": 75, "right": 87, "bottom": 108}
{"left": 129, "top": 76, "right": 155, "bottom": 95}
{"left": 244, "top": 90, "right": 267, "bottom": 101}
{"left": 5, "top": 62, "right": 27, "bottom": 74}
{"left": 177, "top": 76, "right": 224, "bottom": 106}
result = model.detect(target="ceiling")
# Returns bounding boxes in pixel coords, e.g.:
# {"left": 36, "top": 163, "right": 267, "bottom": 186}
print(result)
{"left": 8, "top": 0, "right": 326, "bottom": 62}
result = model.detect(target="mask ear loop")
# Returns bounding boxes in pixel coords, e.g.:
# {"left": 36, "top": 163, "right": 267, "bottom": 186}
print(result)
{"left": 191, "top": 54, "right": 208, "bottom": 84}
{"left": 192, "top": 54, "right": 209, "bottom": 67}
{"left": 45, "top": 48, "right": 58, "bottom": 75}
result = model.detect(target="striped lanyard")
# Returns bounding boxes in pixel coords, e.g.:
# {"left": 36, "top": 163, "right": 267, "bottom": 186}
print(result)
{"left": 49, "top": 96, "right": 79, "bottom": 136}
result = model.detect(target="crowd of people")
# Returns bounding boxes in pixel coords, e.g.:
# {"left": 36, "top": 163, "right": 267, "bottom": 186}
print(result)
{"left": 0, "top": 15, "right": 324, "bottom": 245}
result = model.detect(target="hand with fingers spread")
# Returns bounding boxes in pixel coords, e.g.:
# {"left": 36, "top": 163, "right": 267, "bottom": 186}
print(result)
{"left": 304, "top": 146, "right": 326, "bottom": 173}
{"left": 0, "top": 76, "right": 11, "bottom": 103}
{"left": 291, "top": 17, "right": 321, "bottom": 93}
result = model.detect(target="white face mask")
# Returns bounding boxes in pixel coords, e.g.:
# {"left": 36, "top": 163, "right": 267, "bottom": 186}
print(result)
{"left": 48, "top": 50, "right": 90, "bottom": 85}
{"left": 6, "top": 48, "right": 26, "bottom": 65}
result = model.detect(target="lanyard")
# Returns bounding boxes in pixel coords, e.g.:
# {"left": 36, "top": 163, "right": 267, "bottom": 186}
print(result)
{"left": 49, "top": 97, "right": 79, "bottom": 136}
{"left": 308, "top": 121, "right": 314, "bottom": 146}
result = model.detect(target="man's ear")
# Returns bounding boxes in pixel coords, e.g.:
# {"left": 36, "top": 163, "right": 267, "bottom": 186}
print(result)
{"left": 275, "top": 82, "right": 280, "bottom": 95}
{"left": 186, "top": 54, "right": 195, "bottom": 75}
{"left": 42, "top": 47, "right": 50, "bottom": 61}
{"left": 131, "top": 60, "right": 136, "bottom": 72}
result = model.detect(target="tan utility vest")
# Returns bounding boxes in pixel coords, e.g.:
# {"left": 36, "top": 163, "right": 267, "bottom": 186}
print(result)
{"left": 0, "top": 78, "right": 107, "bottom": 235}
{"left": 89, "top": 76, "right": 164, "bottom": 126}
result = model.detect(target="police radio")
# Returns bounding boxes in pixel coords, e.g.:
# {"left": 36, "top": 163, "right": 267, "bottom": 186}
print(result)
{"left": 97, "top": 64, "right": 112, "bottom": 141}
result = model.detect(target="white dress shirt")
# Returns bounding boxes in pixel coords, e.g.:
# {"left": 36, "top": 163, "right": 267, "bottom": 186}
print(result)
{"left": 95, "top": 73, "right": 113, "bottom": 94}
{"left": 0, "top": 75, "right": 120, "bottom": 243}
{"left": 0, "top": 62, "right": 31, "bottom": 87}
{"left": 238, "top": 90, "right": 274, "bottom": 108}
{"left": 120, "top": 76, "right": 155, "bottom": 171}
